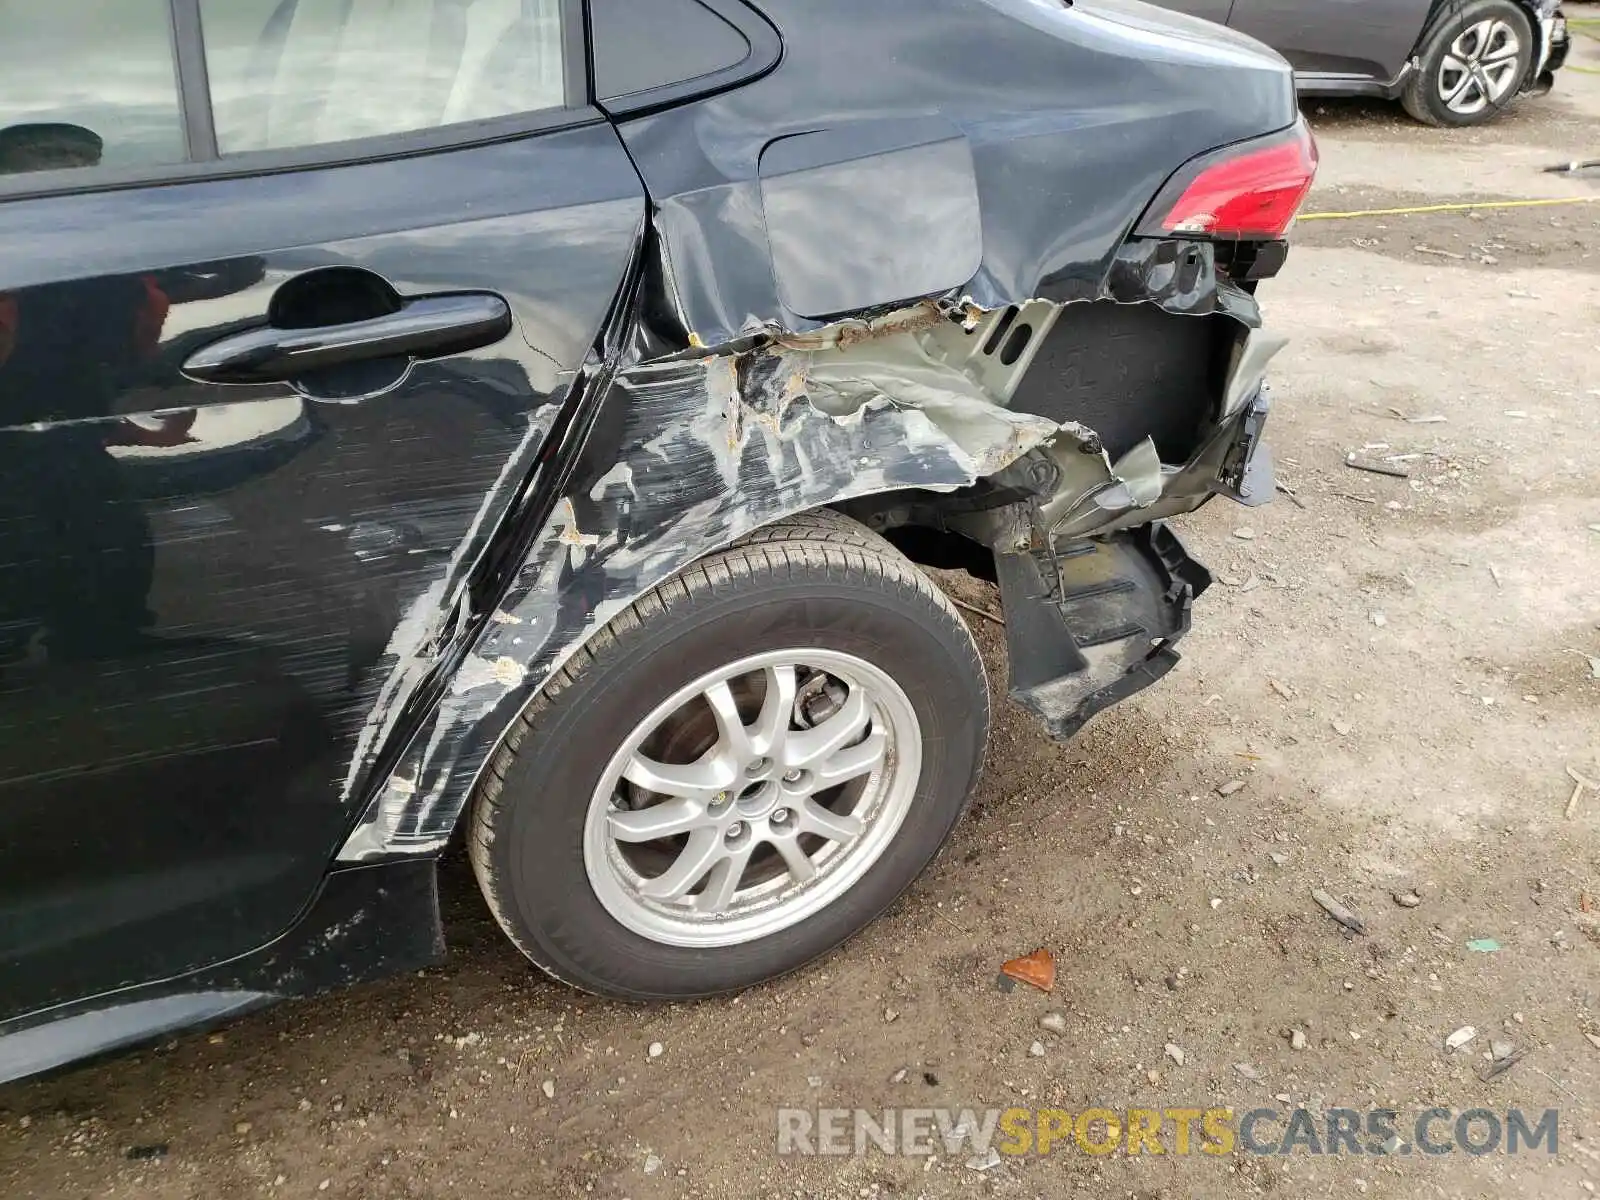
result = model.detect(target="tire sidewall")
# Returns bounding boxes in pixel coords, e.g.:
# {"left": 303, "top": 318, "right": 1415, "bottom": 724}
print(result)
{"left": 488, "top": 573, "right": 986, "bottom": 999}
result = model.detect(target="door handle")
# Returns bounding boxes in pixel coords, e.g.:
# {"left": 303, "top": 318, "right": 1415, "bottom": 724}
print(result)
{"left": 181, "top": 292, "right": 513, "bottom": 387}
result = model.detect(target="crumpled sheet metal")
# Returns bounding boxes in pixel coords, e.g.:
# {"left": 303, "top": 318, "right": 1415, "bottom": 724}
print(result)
{"left": 338, "top": 294, "right": 1269, "bottom": 858}
{"left": 1037, "top": 325, "right": 1286, "bottom": 541}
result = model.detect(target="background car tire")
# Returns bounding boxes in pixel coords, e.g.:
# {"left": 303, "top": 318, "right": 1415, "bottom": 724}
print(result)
{"left": 467, "top": 509, "right": 990, "bottom": 1000}
{"left": 1402, "top": 0, "right": 1534, "bottom": 127}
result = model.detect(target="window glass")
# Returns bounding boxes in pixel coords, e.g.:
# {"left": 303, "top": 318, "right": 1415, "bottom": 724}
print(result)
{"left": 0, "top": 1, "right": 186, "bottom": 178}
{"left": 589, "top": 0, "right": 749, "bottom": 101}
{"left": 200, "top": 0, "right": 567, "bottom": 154}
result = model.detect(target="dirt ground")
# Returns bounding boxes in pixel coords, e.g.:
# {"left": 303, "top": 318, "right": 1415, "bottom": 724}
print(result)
{"left": 5, "top": 18, "right": 1600, "bottom": 1200}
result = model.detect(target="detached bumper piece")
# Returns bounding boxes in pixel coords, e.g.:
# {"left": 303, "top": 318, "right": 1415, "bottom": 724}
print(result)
{"left": 995, "top": 523, "right": 1212, "bottom": 741}
{"left": 1531, "top": 9, "right": 1569, "bottom": 94}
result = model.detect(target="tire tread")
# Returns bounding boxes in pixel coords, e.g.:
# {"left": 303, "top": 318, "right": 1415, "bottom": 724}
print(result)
{"left": 467, "top": 508, "right": 986, "bottom": 994}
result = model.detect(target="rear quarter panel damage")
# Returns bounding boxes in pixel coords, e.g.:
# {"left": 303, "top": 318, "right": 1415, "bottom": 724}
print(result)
{"left": 338, "top": 0, "right": 1300, "bottom": 857}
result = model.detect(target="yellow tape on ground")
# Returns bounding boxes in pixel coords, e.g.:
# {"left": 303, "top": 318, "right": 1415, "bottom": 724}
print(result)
{"left": 1299, "top": 197, "right": 1597, "bottom": 220}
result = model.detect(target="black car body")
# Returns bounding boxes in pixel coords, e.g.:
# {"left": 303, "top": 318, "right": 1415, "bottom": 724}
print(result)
{"left": 0, "top": 0, "right": 1314, "bottom": 1082}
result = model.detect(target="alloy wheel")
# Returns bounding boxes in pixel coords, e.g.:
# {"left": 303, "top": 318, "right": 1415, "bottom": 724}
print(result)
{"left": 1437, "top": 18, "right": 1523, "bottom": 116}
{"left": 581, "top": 649, "right": 923, "bottom": 948}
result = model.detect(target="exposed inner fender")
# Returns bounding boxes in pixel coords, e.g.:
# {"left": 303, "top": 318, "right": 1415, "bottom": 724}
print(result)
{"left": 338, "top": 252, "right": 1282, "bottom": 860}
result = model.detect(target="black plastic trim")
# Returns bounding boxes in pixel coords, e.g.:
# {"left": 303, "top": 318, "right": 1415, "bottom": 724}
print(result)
{"left": 0, "top": 106, "right": 608, "bottom": 204}
{"left": 593, "top": 0, "right": 783, "bottom": 119}
{"left": 1294, "top": 70, "right": 1404, "bottom": 99}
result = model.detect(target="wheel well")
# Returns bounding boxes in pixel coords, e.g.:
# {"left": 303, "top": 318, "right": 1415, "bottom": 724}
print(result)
{"left": 1421, "top": 0, "right": 1543, "bottom": 55}
{"left": 828, "top": 500, "right": 999, "bottom": 583}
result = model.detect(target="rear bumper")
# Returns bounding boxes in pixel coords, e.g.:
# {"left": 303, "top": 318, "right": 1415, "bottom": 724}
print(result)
{"left": 1531, "top": 9, "right": 1570, "bottom": 88}
{"left": 992, "top": 373, "right": 1275, "bottom": 742}
{"left": 996, "top": 522, "right": 1213, "bottom": 741}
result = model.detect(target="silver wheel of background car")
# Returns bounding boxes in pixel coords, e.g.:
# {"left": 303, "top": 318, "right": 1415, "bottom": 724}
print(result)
{"left": 581, "top": 649, "right": 923, "bottom": 948}
{"left": 1437, "top": 18, "right": 1523, "bottom": 116}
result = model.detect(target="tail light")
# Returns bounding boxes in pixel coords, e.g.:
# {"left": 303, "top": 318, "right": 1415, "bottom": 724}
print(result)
{"left": 1139, "top": 120, "right": 1319, "bottom": 242}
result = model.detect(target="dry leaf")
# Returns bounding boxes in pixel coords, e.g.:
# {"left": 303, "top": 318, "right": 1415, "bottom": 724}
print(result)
{"left": 1001, "top": 949, "right": 1056, "bottom": 993}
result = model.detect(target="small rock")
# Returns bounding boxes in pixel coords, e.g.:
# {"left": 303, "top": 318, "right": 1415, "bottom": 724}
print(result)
{"left": 1029, "top": 1041, "right": 1046, "bottom": 1058}
{"left": 1234, "top": 1063, "right": 1261, "bottom": 1081}
{"left": 1370, "top": 612, "right": 1388, "bottom": 628}
{"left": 1445, "top": 1026, "right": 1477, "bottom": 1052}
{"left": 1393, "top": 890, "right": 1422, "bottom": 908}
{"left": 1513, "top": 1012, "right": 1524, "bottom": 1024}
{"left": 1585, "top": 1033, "right": 1600, "bottom": 1052}
{"left": 883, "top": 1008, "right": 899, "bottom": 1024}
{"left": 1331, "top": 720, "right": 1353, "bottom": 736}
{"left": 648, "top": 1042, "right": 665, "bottom": 1058}
{"left": 540, "top": 1080, "right": 555, "bottom": 1100}
{"left": 1289, "top": 1029, "right": 1307, "bottom": 1051}
{"left": 1233, "top": 528, "right": 1257, "bottom": 541}
{"left": 1269, "top": 852, "right": 1290, "bottom": 867}
{"left": 807, "top": 1075, "right": 824, "bottom": 1088}
{"left": 1312, "top": 888, "right": 1368, "bottom": 935}
{"left": 1216, "top": 780, "right": 1246, "bottom": 797}
{"left": 318, "top": 1182, "right": 330, "bottom": 1192}
{"left": 966, "top": 1148, "right": 1003, "bottom": 1173}
{"left": 644, "top": 1154, "right": 662, "bottom": 1176}
{"left": 1039, "top": 1012, "right": 1068, "bottom": 1035}
{"left": 234, "top": 1121, "right": 252, "bottom": 1136}
{"left": 297, "top": 1098, "right": 312, "bottom": 1113}
{"left": 1491, "top": 1039, "right": 1515, "bottom": 1062}
{"left": 889, "top": 1067, "right": 910, "bottom": 1084}
{"left": 1209, "top": 898, "right": 1222, "bottom": 910}
{"left": 1165, "top": 1043, "right": 1186, "bottom": 1066}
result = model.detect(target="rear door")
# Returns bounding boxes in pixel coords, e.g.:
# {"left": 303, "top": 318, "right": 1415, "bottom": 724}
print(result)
{"left": 1225, "top": 0, "right": 1430, "bottom": 81}
{"left": 0, "top": 0, "right": 644, "bottom": 1019}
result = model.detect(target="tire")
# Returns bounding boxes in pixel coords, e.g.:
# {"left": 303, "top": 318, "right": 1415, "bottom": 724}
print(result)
{"left": 467, "top": 509, "right": 989, "bottom": 1000}
{"left": 1402, "top": 0, "right": 1534, "bottom": 127}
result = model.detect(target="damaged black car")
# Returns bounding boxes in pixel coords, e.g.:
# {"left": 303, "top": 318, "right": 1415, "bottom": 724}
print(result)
{"left": 0, "top": 0, "right": 1316, "bottom": 1081}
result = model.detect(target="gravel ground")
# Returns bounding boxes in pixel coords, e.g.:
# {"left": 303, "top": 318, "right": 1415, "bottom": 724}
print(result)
{"left": 4, "top": 16, "right": 1599, "bottom": 1200}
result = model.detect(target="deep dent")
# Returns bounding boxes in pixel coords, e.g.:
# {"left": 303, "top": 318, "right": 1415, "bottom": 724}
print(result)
{"left": 338, "top": 257, "right": 1282, "bottom": 859}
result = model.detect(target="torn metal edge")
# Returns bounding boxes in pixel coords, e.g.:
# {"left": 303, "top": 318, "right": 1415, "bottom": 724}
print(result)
{"left": 337, "top": 246, "right": 1280, "bottom": 860}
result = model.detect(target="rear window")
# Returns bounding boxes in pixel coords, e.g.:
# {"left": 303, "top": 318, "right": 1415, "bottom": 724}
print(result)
{"left": 0, "top": 1, "right": 186, "bottom": 178}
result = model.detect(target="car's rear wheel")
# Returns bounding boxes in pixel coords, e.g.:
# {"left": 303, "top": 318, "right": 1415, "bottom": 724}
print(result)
{"left": 467, "top": 509, "right": 989, "bottom": 999}
{"left": 1402, "top": 0, "right": 1533, "bottom": 127}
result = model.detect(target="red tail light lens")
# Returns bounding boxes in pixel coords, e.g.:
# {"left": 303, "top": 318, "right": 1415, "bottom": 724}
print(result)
{"left": 1145, "top": 121, "right": 1319, "bottom": 241}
